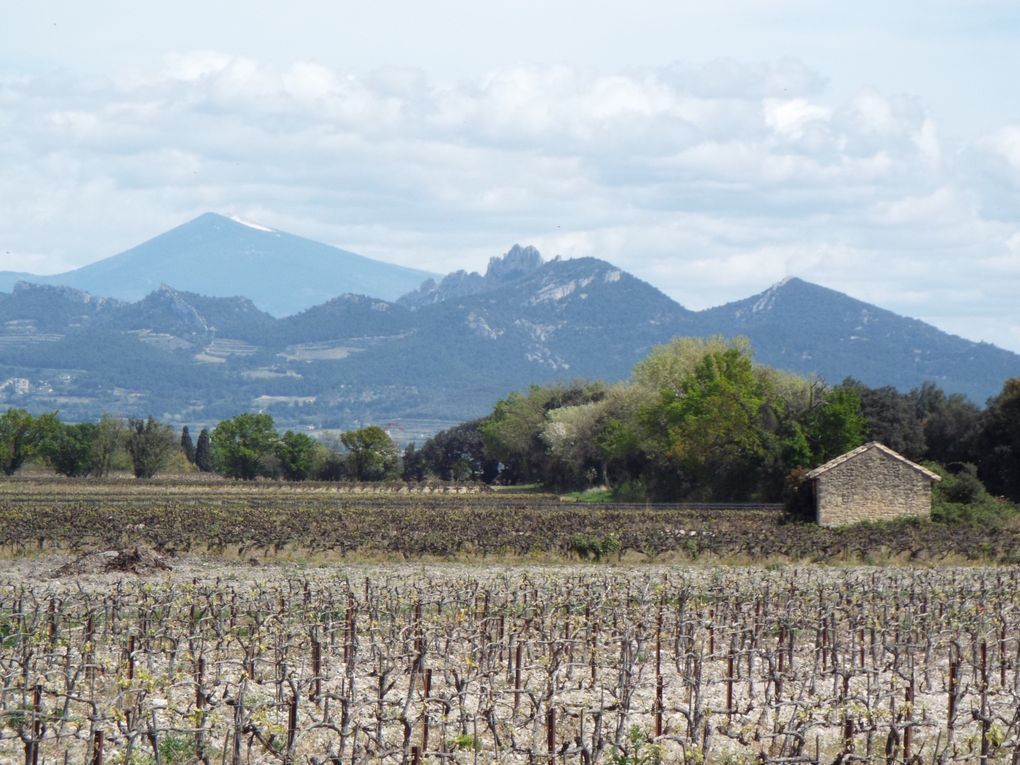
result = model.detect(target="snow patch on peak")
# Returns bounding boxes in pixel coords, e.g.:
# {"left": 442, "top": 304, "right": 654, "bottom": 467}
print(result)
{"left": 229, "top": 216, "right": 274, "bottom": 233}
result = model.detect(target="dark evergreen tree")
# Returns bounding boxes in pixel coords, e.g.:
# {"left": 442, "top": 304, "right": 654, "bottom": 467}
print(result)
{"left": 314, "top": 452, "right": 347, "bottom": 481}
{"left": 846, "top": 379, "right": 926, "bottom": 460}
{"left": 913, "top": 382, "right": 981, "bottom": 465}
{"left": 401, "top": 442, "right": 426, "bottom": 482}
{"left": 420, "top": 420, "right": 499, "bottom": 482}
{"left": 977, "top": 377, "right": 1020, "bottom": 500}
{"left": 180, "top": 425, "right": 196, "bottom": 464}
{"left": 195, "top": 428, "right": 214, "bottom": 472}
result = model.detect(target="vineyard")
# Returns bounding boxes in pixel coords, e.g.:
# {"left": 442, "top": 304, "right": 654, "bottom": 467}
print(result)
{"left": 1, "top": 479, "right": 1019, "bottom": 564}
{"left": 2, "top": 565, "right": 1020, "bottom": 763}
{"left": 3, "top": 479, "right": 1020, "bottom": 763}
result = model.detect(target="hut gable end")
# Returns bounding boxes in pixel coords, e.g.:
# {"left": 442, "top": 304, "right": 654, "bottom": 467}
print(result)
{"left": 807, "top": 442, "right": 939, "bottom": 527}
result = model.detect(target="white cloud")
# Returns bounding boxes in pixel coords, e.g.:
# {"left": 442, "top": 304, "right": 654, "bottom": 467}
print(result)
{"left": 164, "top": 51, "right": 236, "bottom": 82}
{"left": 986, "top": 126, "right": 1020, "bottom": 170}
{"left": 0, "top": 54, "right": 1019, "bottom": 353}
{"left": 763, "top": 98, "right": 832, "bottom": 138}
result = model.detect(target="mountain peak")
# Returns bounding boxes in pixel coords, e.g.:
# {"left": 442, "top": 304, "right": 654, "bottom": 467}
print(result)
{"left": 179, "top": 212, "right": 278, "bottom": 235}
{"left": 227, "top": 215, "right": 275, "bottom": 233}
{"left": 727, "top": 276, "right": 849, "bottom": 318}
{"left": 746, "top": 276, "right": 796, "bottom": 314}
{"left": 137, "top": 285, "right": 209, "bottom": 334}
{"left": 0, "top": 213, "right": 435, "bottom": 316}
{"left": 771, "top": 276, "right": 794, "bottom": 289}
{"left": 485, "top": 244, "right": 544, "bottom": 281}
{"left": 399, "top": 244, "right": 546, "bottom": 309}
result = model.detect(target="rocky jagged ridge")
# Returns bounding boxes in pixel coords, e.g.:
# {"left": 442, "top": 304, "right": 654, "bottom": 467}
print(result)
{"left": 398, "top": 244, "right": 544, "bottom": 309}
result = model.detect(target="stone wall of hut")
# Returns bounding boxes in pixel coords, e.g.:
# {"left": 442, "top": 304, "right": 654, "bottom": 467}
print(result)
{"left": 814, "top": 447, "right": 933, "bottom": 527}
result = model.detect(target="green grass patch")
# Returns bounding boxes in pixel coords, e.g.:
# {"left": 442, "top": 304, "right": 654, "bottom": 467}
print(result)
{"left": 560, "top": 487, "right": 614, "bottom": 503}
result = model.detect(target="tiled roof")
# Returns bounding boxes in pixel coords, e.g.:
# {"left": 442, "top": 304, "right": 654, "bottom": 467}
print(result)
{"left": 805, "top": 441, "right": 941, "bottom": 482}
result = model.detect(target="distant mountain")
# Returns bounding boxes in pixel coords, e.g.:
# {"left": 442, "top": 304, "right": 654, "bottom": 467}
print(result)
{"left": 0, "top": 247, "right": 1017, "bottom": 436}
{"left": 0, "top": 213, "right": 436, "bottom": 316}
{"left": 696, "top": 278, "right": 1020, "bottom": 401}
{"left": 106, "top": 285, "right": 276, "bottom": 342}
{"left": 0, "top": 282, "right": 121, "bottom": 333}
{"left": 406, "top": 255, "right": 694, "bottom": 381}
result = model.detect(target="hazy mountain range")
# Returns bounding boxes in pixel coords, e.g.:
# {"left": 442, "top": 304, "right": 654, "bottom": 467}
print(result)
{"left": 1, "top": 214, "right": 1017, "bottom": 437}
{"left": 0, "top": 213, "right": 435, "bottom": 315}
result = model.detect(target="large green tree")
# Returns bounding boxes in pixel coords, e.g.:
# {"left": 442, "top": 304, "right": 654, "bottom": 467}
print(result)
{"left": 41, "top": 422, "right": 100, "bottom": 477}
{"left": 341, "top": 425, "right": 399, "bottom": 481}
{"left": 212, "top": 413, "right": 278, "bottom": 480}
{"left": 847, "top": 380, "right": 926, "bottom": 459}
{"left": 632, "top": 336, "right": 752, "bottom": 395}
{"left": 275, "top": 430, "right": 319, "bottom": 481}
{"left": 0, "top": 408, "right": 58, "bottom": 475}
{"left": 647, "top": 345, "right": 773, "bottom": 499}
{"left": 801, "top": 384, "right": 866, "bottom": 466}
{"left": 419, "top": 420, "right": 498, "bottom": 482}
{"left": 480, "top": 383, "right": 606, "bottom": 484}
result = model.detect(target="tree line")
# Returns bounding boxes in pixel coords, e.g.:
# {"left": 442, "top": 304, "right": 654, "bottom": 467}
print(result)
{"left": 423, "top": 336, "right": 1020, "bottom": 506}
{"left": 2, "top": 335, "right": 1018, "bottom": 506}
{"left": 0, "top": 410, "right": 402, "bottom": 482}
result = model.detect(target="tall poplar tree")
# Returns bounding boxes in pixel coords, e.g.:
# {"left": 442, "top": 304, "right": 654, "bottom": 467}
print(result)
{"left": 195, "top": 428, "right": 213, "bottom": 472}
{"left": 181, "top": 425, "right": 196, "bottom": 464}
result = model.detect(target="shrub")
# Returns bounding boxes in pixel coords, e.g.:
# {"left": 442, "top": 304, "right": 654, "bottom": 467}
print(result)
{"left": 571, "top": 533, "right": 621, "bottom": 561}
{"left": 930, "top": 462, "right": 1020, "bottom": 528}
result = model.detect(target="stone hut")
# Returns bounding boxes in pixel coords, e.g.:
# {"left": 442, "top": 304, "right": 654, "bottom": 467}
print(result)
{"left": 805, "top": 442, "right": 941, "bottom": 527}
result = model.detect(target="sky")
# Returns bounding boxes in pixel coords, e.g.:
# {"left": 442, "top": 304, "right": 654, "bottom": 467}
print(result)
{"left": 2, "top": 1, "right": 1020, "bottom": 351}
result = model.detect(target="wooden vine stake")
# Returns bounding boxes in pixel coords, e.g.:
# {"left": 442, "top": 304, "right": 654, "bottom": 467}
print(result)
{"left": 546, "top": 706, "right": 557, "bottom": 765}
{"left": 726, "top": 638, "right": 735, "bottom": 719}
{"left": 655, "top": 606, "right": 663, "bottom": 736}
{"left": 903, "top": 671, "right": 914, "bottom": 762}
{"left": 980, "top": 640, "right": 990, "bottom": 765}
{"left": 421, "top": 667, "right": 432, "bottom": 755}
{"left": 311, "top": 635, "right": 322, "bottom": 704}
{"left": 90, "top": 729, "right": 104, "bottom": 765}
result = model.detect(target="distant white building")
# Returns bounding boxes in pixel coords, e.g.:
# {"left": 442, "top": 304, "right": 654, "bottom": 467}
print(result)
{"left": 1, "top": 378, "right": 31, "bottom": 395}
